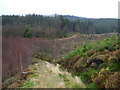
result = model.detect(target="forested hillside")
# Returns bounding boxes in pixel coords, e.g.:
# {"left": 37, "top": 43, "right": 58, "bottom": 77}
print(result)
{"left": 2, "top": 14, "right": 118, "bottom": 39}
{"left": 63, "top": 15, "right": 118, "bottom": 34}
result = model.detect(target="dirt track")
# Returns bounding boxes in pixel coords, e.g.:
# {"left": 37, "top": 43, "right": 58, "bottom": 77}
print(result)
{"left": 23, "top": 59, "right": 86, "bottom": 88}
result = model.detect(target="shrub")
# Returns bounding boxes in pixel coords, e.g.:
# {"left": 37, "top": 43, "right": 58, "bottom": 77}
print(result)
{"left": 57, "top": 35, "right": 119, "bottom": 88}
{"left": 94, "top": 35, "right": 118, "bottom": 52}
{"left": 24, "top": 27, "right": 33, "bottom": 38}
{"left": 64, "top": 49, "right": 81, "bottom": 60}
{"left": 79, "top": 68, "right": 92, "bottom": 84}
{"left": 109, "top": 61, "right": 119, "bottom": 72}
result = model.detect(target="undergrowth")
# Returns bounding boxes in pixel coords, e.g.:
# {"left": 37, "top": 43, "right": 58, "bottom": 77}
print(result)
{"left": 55, "top": 35, "right": 119, "bottom": 88}
{"left": 60, "top": 35, "right": 118, "bottom": 61}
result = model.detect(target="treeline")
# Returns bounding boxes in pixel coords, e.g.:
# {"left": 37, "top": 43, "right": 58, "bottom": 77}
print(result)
{"left": 64, "top": 15, "right": 118, "bottom": 34}
{"left": 2, "top": 14, "right": 118, "bottom": 39}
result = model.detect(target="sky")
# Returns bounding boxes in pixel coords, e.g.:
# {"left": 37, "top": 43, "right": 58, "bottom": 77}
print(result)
{"left": 0, "top": 0, "right": 120, "bottom": 18}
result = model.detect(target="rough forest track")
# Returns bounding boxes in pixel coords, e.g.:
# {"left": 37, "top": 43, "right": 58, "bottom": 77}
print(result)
{"left": 55, "top": 35, "right": 78, "bottom": 41}
{"left": 21, "top": 59, "right": 86, "bottom": 88}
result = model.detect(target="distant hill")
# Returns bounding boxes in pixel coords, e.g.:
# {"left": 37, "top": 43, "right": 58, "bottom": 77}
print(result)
{"left": 63, "top": 15, "right": 88, "bottom": 21}
{"left": 63, "top": 15, "right": 117, "bottom": 21}
{"left": 63, "top": 15, "right": 118, "bottom": 34}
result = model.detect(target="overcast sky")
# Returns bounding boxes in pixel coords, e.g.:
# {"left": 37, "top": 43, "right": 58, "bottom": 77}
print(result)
{"left": 0, "top": 0, "right": 120, "bottom": 18}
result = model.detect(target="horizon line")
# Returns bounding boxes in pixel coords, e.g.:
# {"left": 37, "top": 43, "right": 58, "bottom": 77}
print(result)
{"left": 0, "top": 13, "right": 118, "bottom": 19}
